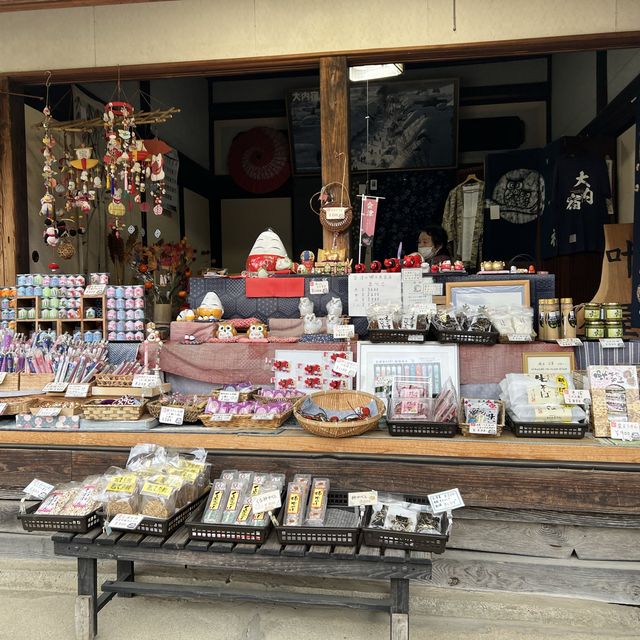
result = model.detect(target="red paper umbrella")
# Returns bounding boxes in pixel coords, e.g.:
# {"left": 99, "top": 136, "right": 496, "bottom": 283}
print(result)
{"left": 228, "top": 127, "right": 290, "bottom": 193}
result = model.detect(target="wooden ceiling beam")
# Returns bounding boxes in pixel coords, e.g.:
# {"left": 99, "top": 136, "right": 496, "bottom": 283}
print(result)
{"left": 0, "top": 0, "right": 162, "bottom": 12}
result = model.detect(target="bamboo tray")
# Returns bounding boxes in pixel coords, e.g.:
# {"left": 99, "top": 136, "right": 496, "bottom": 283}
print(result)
{"left": 30, "top": 401, "right": 84, "bottom": 417}
{"left": 0, "top": 373, "right": 20, "bottom": 392}
{"left": 0, "top": 397, "right": 34, "bottom": 415}
{"left": 199, "top": 409, "right": 292, "bottom": 429}
{"left": 19, "top": 373, "right": 55, "bottom": 390}
{"left": 208, "top": 387, "right": 260, "bottom": 402}
{"left": 94, "top": 373, "right": 135, "bottom": 387}
{"left": 82, "top": 400, "right": 147, "bottom": 421}
{"left": 91, "top": 383, "right": 171, "bottom": 398}
{"left": 147, "top": 397, "right": 209, "bottom": 423}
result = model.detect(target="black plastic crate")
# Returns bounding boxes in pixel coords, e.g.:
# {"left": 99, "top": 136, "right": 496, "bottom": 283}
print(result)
{"left": 369, "top": 329, "right": 429, "bottom": 344}
{"left": 507, "top": 415, "right": 588, "bottom": 439}
{"left": 387, "top": 420, "right": 458, "bottom": 437}
{"left": 18, "top": 502, "right": 101, "bottom": 533}
{"left": 434, "top": 327, "right": 499, "bottom": 345}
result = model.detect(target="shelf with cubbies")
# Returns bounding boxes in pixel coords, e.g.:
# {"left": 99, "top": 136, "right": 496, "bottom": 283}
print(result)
{"left": 81, "top": 294, "right": 107, "bottom": 341}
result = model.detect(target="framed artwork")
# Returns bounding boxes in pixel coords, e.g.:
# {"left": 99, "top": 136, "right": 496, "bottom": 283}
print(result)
{"left": 273, "top": 349, "right": 354, "bottom": 392}
{"left": 357, "top": 342, "right": 459, "bottom": 406}
{"left": 446, "top": 280, "right": 531, "bottom": 308}
{"left": 523, "top": 352, "right": 575, "bottom": 375}
{"left": 287, "top": 78, "right": 459, "bottom": 175}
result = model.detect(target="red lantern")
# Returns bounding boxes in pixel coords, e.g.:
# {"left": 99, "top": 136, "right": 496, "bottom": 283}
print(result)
{"left": 370, "top": 260, "right": 382, "bottom": 273}
{"left": 355, "top": 263, "right": 366, "bottom": 273}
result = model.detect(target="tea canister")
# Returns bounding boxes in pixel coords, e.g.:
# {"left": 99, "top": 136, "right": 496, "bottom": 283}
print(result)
{"left": 545, "top": 298, "right": 561, "bottom": 341}
{"left": 537, "top": 299, "right": 548, "bottom": 341}
{"left": 605, "top": 321, "right": 623, "bottom": 338}
{"left": 584, "top": 303, "right": 602, "bottom": 321}
{"left": 585, "top": 321, "right": 605, "bottom": 340}
{"left": 603, "top": 303, "right": 623, "bottom": 320}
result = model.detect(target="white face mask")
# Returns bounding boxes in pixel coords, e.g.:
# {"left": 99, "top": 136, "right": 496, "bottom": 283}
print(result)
{"left": 418, "top": 246, "right": 435, "bottom": 259}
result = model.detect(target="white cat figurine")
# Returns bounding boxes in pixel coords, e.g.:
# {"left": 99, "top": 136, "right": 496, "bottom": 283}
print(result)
{"left": 303, "top": 313, "right": 322, "bottom": 335}
{"left": 326, "top": 297, "right": 343, "bottom": 317}
{"left": 299, "top": 297, "right": 314, "bottom": 317}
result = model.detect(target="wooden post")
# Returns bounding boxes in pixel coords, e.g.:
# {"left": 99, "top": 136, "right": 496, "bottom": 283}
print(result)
{"left": 320, "top": 57, "right": 350, "bottom": 256}
{"left": 0, "top": 77, "right": 28, "bottom": 285}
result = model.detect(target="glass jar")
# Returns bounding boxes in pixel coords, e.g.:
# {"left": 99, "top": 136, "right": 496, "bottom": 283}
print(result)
{"left": 584, "top": 303, "right": 602, "bottom": 321}
{"left": 585, "top": 321, "right": 605, "bottom": 340}
{"left": 605, "top": 321, "right": 623, "bottom": 338}
{"left": 602, "top": 303, "right": 623, "bottom": 320}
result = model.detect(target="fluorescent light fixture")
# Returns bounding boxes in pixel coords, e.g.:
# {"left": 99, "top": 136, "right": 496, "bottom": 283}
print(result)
{"left": 349, "top": 63, "right": 404, "bottom": 82}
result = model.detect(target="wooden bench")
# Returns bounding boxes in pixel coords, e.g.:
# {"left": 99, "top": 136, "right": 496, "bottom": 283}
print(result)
{"left": 53, "top": 526, "right": 432, "bottom": 640}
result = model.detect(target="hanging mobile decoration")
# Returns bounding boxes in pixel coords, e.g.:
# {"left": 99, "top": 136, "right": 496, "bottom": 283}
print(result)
{"left": 150, "top": 152, "right": 165, "bottom": 215}
{"left": 39, "top": 72, "right": 59, "bottom": 247}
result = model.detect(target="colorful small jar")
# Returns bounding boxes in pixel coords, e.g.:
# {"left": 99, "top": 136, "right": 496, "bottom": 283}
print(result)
{"left": 134, "top": 298, "right": 145, "bottom": 309}
{"left": 107, "top": 321, "right": 117, "bottom": 331}
{"left": 605, "top": 321, "right": 623, "bottom": 338}
{"left": 106, "top": 298, "right": 116, "bottom": 309}
{"left": 585, "top": 320, "right": 605, "bottom": 340}
{"left": 107, "top": 310, "right": 117, "bottom": 320}
{"left": 106, "top": 286, "right": 116, "bottom": 298}
{"left": 134, "top": 331, "right": 145, "bottom": 341}
{"left": 124, "top": 287, "right": 134, "bottom": 299}
{"left": 116, "top": 331, "right": 126, "bottom": 341}
{"left": 603, "top": 303, "right": 623, "bottom": 320}
{"left": 584, "top": 303, "right": 602, "bottom": 321}
{"left": 108, "top": 331, "right": 117, "bottom": 341}
{"left": 124, "top": 331, "right": 135, "bottom": 341}
{"left": 125, "top": 310, "right": 135, "bottom": 320}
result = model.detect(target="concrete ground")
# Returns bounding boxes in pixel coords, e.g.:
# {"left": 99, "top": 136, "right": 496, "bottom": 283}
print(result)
{"left": 0, "top": 559, "right": 639, "bottom": 640}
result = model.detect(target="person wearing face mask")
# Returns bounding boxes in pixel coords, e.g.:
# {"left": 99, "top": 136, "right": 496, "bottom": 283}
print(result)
{"left": 413, "top": 225, "right": 450, "bottom": 264}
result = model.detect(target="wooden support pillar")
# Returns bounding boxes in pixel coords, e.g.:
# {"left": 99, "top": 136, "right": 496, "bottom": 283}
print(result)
{"left": 320, "top": 56, "right": 350, "bottom": 256}
{"left": 0, "top": 77, "right": 28, "bottom": 285}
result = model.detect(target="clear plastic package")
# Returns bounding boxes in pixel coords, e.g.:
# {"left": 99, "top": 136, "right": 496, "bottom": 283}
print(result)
{"left": 304, "top": 478, "right": 330, "bottom": 526}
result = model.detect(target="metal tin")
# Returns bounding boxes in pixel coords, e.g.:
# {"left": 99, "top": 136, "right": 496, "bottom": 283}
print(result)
{"left": 602, "top": 303, "right": 623, "bottom": 320}
{"left": 560, "top": 297, "right": 576, "bottom": 339}
{"left": 585, "top": 321, "right": 605, "bottom": 340}
{"left": 584, "top": 303, "right": 602, "bottom": 321}
{"left": 546, "top": 298, "right": 561, "bottom": 340}
{"left": 605, "top": 321, "right": 623, "bottom": 338}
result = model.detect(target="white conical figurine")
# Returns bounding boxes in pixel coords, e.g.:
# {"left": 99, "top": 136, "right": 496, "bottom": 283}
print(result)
{"left": 246, "top": 228, "right": 288, "bottom": 272}
{"left": 299, "top": 297, "right": 314, "bottom": 317}
{"left": 326, "top": 297, "right": 343, "bottom": 317}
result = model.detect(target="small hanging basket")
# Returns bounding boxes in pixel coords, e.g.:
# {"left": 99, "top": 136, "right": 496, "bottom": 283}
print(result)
{"left": 57, "top": 238, "right": 75, "bottom": 260}
{"left": 313, "top": 181, "right": 353, "bottom": 233}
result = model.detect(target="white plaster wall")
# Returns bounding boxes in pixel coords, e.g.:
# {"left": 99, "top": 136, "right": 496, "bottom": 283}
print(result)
{"left": 0, "top": 1, "right": 638, "bottom": 74}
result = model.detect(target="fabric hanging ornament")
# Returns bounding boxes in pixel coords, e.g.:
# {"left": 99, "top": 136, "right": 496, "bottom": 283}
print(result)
{"left": 56, "top": 237, "right": 75, "bottom": 260}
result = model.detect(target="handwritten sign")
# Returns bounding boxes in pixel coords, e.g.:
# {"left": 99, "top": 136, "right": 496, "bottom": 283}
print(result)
{"left": 428, "top": 488, "right": 465, "bottom": 513}
{"left": 610, "top": 422, "right": 640, "bottom": 441}
{"left": 333, "top": 324, "right": 355, "bottom": 339}
{"left": 23, "top": 479, "right": 55, "bottom": 500}
{"left": 65, "top": 383, "right": 90, "bottom": 398}
{"left": 348, "top": 273, "right": 402, "bottom": 317}
{"left": 251, "top": 490, "right": 282, "bottom": 514}
{"left": 0, "top": 403, "right": 6, "bottom": 416}
{"left": 209, "top": 413, "right": 232, "bottom": 422}
{"left": 413, "top": 303, "right": 437, "bottom": 315}
{"left": 132, "top": 374, "right": 161, "bottom": 388}
{"left": 109, "top": 514, "right": 145, "bottom": 531}
{"left": 599, "top": 338, "right": 624, "bottom": 349}
{"left": 36, "top": 407, "right": 62, "bottom": 417}
{"left": 218, "top": 390, "right": 240, "bottom": 403}
{"left": 84, "top": 284, "right": 106, "bottom": 296}
{"left": 348, "top": 490, "right": 378, "bottom": 507}
{"left": 309, "top": 279, "right": 329, "bottom": 295}
{"left": 0, "top": 373, "right": 6, "bottom": 384}
{"left": 43, "top": 382, "right": 68, "bottom": 393}
{"left": 557, "top": 338, "right": 583, "bottom": 347}
{"left": 563, "top": 390, "right": 591, "bottom": 405}
{"left": 423, "top": 283, "right": 443, "bottom": 295}
{"left": 507, "top": 334, "right": 531, "bottom": 342}
{"left": 468, "top": 423, "right": 498, "bottom": 435}
{"left": 332, "top": 357, "right": 358, "bottom": 377}
{"left": 159, "top": 406, "right": 185, "bottom": 425}
{"left": 407, "top": 334, "right": 425, "bottom": 342}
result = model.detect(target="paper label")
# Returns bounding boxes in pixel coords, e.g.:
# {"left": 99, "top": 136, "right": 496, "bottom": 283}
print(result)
{"left": 0, "top": 403, "right": 6, "bottom": 416}
{"left": 413, "top": 303, "right": 437, "bottom": 315}
{"left": 309, "top": 279, "right": 329, "bottom": 295}
{"left": 533, "top": 406, "right": 572, "bottom": 420}
{"left": 159, "top": 406, "right": 185, "bottom": 425}
{"left": 252, "top": 413, "right": 274, "bottom": 421}
{"left": 106, "top": 475, "right": 137, "bottom": 494}
{"left": 563, "top": 390, "right": 591, "bottom": 405}
{"left": 141, "top": 481, "right": 173, "bottom": 498}
{"left": 226, "top": 490, "right": 240, "bottom": 511}
{"left": 210, "top": 413, "right": 233, "bottom": 422}
{"left": 469, "top": 423, "right": 498, "bottom": 435}
{"left": 23, "top": 479, "right": 54, "bottom": 500}
{"left": 490, "top": 205, "right": 501, "bottom": 220}
{"left": 407, "top": 334, "right": 425, "bottom": 342}
{"left": 332, "top": 357, "right": 358, "bottom": 377}
{"left": 600, "top": 338, "right": 624, "bottom": 349}
{"left": 610, "top": 421, "right": 640, "bottom": 441}
{"left": 324, "top": 206, "right": 347, "bottom": 220}
{"left": 109, "top": 514, "right": 144, "bottom": 530}
{"left": 428, "top": 488, "right": 465, "bottom": 513}
{"left": 400, "top": 315, "right": 417, "bottom": 330}
{"left": 36, "top": 407, "right": 62, "bottom": 417}
{"left": 376, "top": 314, "right": 394, "bottom": 330}
{"left": 557, "top": 338, "right": 583, "bottom": 347}
{"left": 569, "top": 234, "right": 577, "bottom": 244}
{"left": 0, "top": 373, "right": 6, "bottom": 384}
{"left": 507, "top": 334, "right": 531, "bottom": 342}
{"left": 43, "top": 382, "right": 69, "bottom": 393}
{"left": 287, "top": 493, "right": 301, "bottom": 515}
{"left": 132, "top": 374, "right": 161, "bottom": 388}
{"left": 208, "top": 490, "right": 224, "bottom": 511}
{"left": 401, "top": 269, "right": 423, "bottom": 284}
{"left": 218, "top": 390, "right": 240, "bottom": 402}
{"left": 84, "top": 284, "right": 106, "bottom": 296}
{"left": 237, "top": 503, "right": 252, "bottom": 522}
{"left": 252, "top": 490, "right": 282, "bottom": 514}
{"left": 65, "top": 383, "right": 90, "bottom": 398}
{"left": 333, "top": 324, "right": 355, "bottom": 339}
{"left": 348, "top": 490, "right": 378, "bottom": 507}
{"left": 423, "top": 283, "right": 443, "bottom": 295}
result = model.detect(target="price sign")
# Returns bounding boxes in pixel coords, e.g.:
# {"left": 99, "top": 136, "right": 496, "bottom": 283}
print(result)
{"left": 507, "top": 334, "right": 531, "bottom": 342}
{"left": 218, "top": 390, "right": 240, "bottom": 402}
{"left": 309, "top": 279, "right": 329, "bottom": 295}
{"left": 610, "top": 422, "right": 640, "bottom": 441}
{"left": 65, "top": 383, "right": 90, "bottom": 398}
{"left": 413, "top": 303, "right": 437, "bottom": 315}
{"left": 423, "top": 283, "right": 443, "bottom": 295}
{"left": 252, "top": 413, "right": 275, "bottom": 421}
{"left": 132, "top": 374, "right": 161, "bottom": 388}
{"left": 210, "top": 413, "right": 232, "bottom": 422}
{"left": 251, "top": 490, "right": 282, "bottom": 514}
{"left": 563, "top": 390, "right": 591, "bottom": 405}
{"left": 348, "top": 490, "right": 378, "bottom": 507}
{"left": 0, "top": 372, "right": 6, "bottom": 384}
{"left": 36, "top": 407, "right": 62, "bottom": 417}
{"left": 333, "top": 324, "right": 355, "bottom": 339}
{"left": 43, "top": 382, "right": 68, "bottom": 393}
{"left": 428, "top": 488, "right": 465, "bottom": 513}
{"left": 600, "top": 338, "right": 624, "bottom": 349}
{"left": 159, "top": 406, "right": 185, "bottom": 425}
{"left": 468, "top": 423, "right": 498, "bottom": 435}
{"left": 0, "top": 403, "right": 6, "bottom": 416}
{"left": 109, "top": 513, "right": 145, "bottom": 531}
{"left": 332, "top": 357, "right": 358, "bottom": 377}
{"left": 23, "top": 479, "right": 55, "bottom": 500}
{"left": 324, "top": 206, "right": 347, "bottom": 220}
{"left": 407, "top": 334, "right": 425, "bottom": 342}
{"left": 557, "top": 338, "right": 583, "bottom": 347}
{"left": 84, "top": 284, "right": 106, "bottom": 296}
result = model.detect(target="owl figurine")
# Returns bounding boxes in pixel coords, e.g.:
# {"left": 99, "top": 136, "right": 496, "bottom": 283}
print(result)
{"left": 215, "top": 322, "right": 237, "bottom": 340}
{"left": 326, "top": 314, "right": 341, "bottom": 334}
{"left": 299, "top": 297, "right": 314, "bottom": 317}
{"left": 303, "top": 313, "right": 322, "bottom": 335}
{"left": 326, "top": 297, "right": 343, "bottom": 317}
{"left": 247, "top": 322, "right": 268, "bottom": 340}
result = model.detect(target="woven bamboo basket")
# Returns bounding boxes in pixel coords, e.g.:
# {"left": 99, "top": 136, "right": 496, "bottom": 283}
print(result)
{"left": 148, "top": 397, "right": 209, "bottom": 423}
{"left": 253, "top": 391, "right": 305, "bottom": 404}
{"left": 459, "top": 399, "right": 505, "bottom": 437}
{"left": 94, "top": 373, "right": 135, "bottom": 387}
{"left": 0, "top": 373, "right": 20, "bottom": 392}
{"left": 83, "top": 400, "right": 147, "bottom": 421}
{"left": 293, "top": 391, "right": 385, "bottom": 438}
{"left": 19, "top": 373, "right": 55, "bottom": 390}
{"left": 199, "top": 409, "right": 292, "bottom": 430}
{"left": 30, "top": 401, "right": 84, "bottom": 417}
{"left": 1, "top": 397, "right": 34, "bottom": 415}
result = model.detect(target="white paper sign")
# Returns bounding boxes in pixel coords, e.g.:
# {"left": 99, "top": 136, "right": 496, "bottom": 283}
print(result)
{"left": 401, "top": 269, "right": 422, "bottom": 284}
{"left": 507, "top": 334, "right": 531, "bottom": 342}
{"left": 414, "top": 303, "right": 437, "bottom": 315}
{"left": 423, "top": 283, "right": 443, "bottom": 295}
{"left": 0, "top": 402, "right": 6, "bottom": 416}
{"left": 563, "top": 390, "right": 591, "bottom": 405}
{"left": 309, "top": 279, "right": 329, "bottom": 295}
{"left": 332, "top": 357, "right": 358, "bottom": 377}
{"left": 210, "top": 413, "right": 233, "bottom": 422}
{"left": 348, "top": 490, "right": 378, "bottom": 507}
{"left": 251, "top": 490, "right": 282, "bottom": 513}
{"left": 109, "top": 513, "right": 145, "bottom": 530}
{"left": 333, "top": 324, "right": 355, "bottom": 339}
{"left": 0, "top": 372, "right": 6, "bottom": 384}
{"left": 557, "top": 338, "right": 583, "bottom": 347}
{"left": 428, "top": 488, "right": 465, "bottom": 513}
{"left": 348, "top": 273, "right": 402, "bottom": 317}
{"left": 36, "top": 407, "right": 62, "bottom": 417}
{"left": 218, "top": 390, "right": 240, "bottom": 402}
{"left": 84, "top": 284, "right": 106, "bottom": 296}
{"left": 43, "top": 382, "right": 69, "bottom": 393}
{"left": 469, "top": 423, "right": 498, "bottom": 435}
{"left": 610, "top": 421, "right": 640, "bottom": 441}
{"left": 132, "top": 374, "right": 161, "bottom": 388}
{"left": 23, "top": 479, "right": 55, "bottom": 500}
{"left": 252, "top": 413, "right": 274, "bottom": 421}
{"left": 159, "top": 406, "right": 185, "bottom": 425}
{"left": 324, "top": 206, "right": 347, "bottom": 220}
{"left": 407, "top": 334, "right": 425, "bottom": 342}
{"left": 600, "top": 338, "right": 624, "bottom": 349}
{"left": 65, "top": 383, "right": 90, "bottom": 398}
{"left": 489, "top": 204, "right": 501, "bottom": 220}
